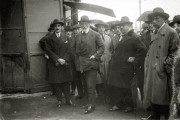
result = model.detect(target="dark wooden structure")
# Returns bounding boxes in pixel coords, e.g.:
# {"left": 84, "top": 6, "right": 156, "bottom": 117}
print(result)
{"left": 0, "top": 0, "right": 64, "bottom": 93}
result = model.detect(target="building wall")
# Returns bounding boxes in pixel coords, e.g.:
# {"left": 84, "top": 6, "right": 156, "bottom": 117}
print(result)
{"left": 24, "top": 0, "right": 64, "bottom": 92}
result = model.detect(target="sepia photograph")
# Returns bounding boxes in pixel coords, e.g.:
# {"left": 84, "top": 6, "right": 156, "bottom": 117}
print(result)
{"left": 0, "top": 0, "right": 180, "bottom": 119}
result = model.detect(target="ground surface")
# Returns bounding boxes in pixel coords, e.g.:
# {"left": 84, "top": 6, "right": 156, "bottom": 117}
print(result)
{"left": 0, "top": 92, "right": 148, "bottom": 120}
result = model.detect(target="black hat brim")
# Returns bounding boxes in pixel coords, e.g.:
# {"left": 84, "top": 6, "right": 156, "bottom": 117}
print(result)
{"left": 148, "top": 12, "right": 169, "bottom": 20}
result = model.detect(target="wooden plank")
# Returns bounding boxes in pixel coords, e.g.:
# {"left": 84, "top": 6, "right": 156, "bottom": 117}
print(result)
{"left": 2, "top": 56, "right": 25, "bottom": 90}
{"left": 25, "top": 0, "right": 61, "bottom": 32}
{"left": 30, "top": 56, "right": 49, "bottom": 87}
{"left": 28, "top": 32, "right": 46, "bottom": 53}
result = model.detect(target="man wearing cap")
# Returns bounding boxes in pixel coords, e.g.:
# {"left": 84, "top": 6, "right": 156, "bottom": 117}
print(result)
{"left": 64, "top": 25, "right": 76, "bottom": 96}
{"left": 109, "top": 21, "right": 122, "bottom": 54}
{"left": 72, "top": 24, "right": 82, "bottom": 35}
{"left": 95, "top": 20, "right": 111, "bottom": 98}
{"left": 108, "top": 16, "right": 147, "bottom": 112}
{"left": 45, "top": 19, "right": 74, "bottom": 107}
{"left": 143, "top": 7, "right": 179, "bottom": 119}
{"left": 72, "top": 15, "right": 104, "bottom": 114}
{"left": 71, "top": 24, "right": 84, "bottom": 99}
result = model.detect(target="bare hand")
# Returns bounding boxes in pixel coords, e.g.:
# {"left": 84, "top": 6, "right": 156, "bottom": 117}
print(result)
{"left": 128, "top": 57, "right": 135, "bottom": 62}
{"left": 58, "top": 58, "right": 66, "bottom": 65}
{"left": 90, "top": 55, "right": 95, "bottom": 59}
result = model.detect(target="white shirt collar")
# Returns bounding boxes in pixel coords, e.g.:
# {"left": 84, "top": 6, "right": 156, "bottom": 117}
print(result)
{"left": 55, "top": 32, "right": 61, "bottom": 38}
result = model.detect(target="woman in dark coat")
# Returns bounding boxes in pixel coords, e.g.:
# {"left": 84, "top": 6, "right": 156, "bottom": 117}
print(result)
{"left": 45, "top": 19, "right": 73, "bottom": 107}
{"left": 108, "top": 16, "right": 147, "bottom": 112}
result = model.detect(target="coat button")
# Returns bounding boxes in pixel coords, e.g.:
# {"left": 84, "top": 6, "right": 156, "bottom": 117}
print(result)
{"left": 156, "top": 56, "right": 158, "bottom": 58}
{"left": 159, "top": 46, "right": 161, "bottom": 48}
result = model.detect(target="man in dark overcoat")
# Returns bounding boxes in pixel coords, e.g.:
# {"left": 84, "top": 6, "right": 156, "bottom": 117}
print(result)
{"left": 45, "top": 19, "right": 73, "bottom": 107}
{"left": 72, "top": 15, "right": 104, "bottom": 114}
{"left": 143, "top": 7, "right": 179, "bottom": 119}
{"left": 108, "top": 16, "right": 147, "bottom": 112}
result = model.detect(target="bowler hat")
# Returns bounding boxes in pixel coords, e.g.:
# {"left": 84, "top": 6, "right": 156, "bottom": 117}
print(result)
{"left": 173, "top": 15, "right": 180, "bottom": 24}
{"left": 148, "top": 7, "right": 169, "bottom": 20}
{"left": 95, "top": 20, "right": 109, "bottom": 28}
{"left": 78, "top": 15, "right": 91, "bottom": 23}
{"left": 51, "top": 19, "right": 64, "bottom": 26}
{"left": 72, "top": 24, "right": 81, "bottom": 30}
{"left": 115, "top": 16, "right": 133, "bottom": 26}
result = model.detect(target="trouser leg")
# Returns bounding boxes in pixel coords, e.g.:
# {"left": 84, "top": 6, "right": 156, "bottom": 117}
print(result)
{"left": 76, "top": 71, "right": 83, "bottom": 96}
{"left": 84, "top": 70, "right": 97, "bottom": 106}
{"left": 62, "top": 82, "right": 71, "bottom": 102}
{"left": 54, "top": 83, "right": 63, "bottom": 101}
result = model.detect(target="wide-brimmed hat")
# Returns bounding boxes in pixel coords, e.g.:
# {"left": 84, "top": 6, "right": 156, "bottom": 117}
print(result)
{"left": 115, "top": 16, "right": 133, "bottom": 26}
{"left": 51, "top": 19, "right": 64, "bottom": 26}
{"left": 72, "top": 24, "right": 81, "bottom": 30}
{"left": 173, "top": 15, "right": 180, "bottom": 24}
{"left": 78, "top": 15, "right": 91, "bottom": 23}
{"left": 148, "top": 7, "right": 169, "bottom": 20}
{"left": 107, "top": 20, "right": 120, "bottom": 29}
{"left": 95, "top": 20, "right": 109, "bottom": 28}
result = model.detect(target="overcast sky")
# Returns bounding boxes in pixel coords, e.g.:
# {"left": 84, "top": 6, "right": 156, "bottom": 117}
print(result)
{"left": 79, "top": 0, "right": 180, "bottom": 23}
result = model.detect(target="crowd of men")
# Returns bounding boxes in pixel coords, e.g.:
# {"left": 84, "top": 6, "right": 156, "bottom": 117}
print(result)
{"left": 39, "top": 7, "right": 180, "bottom": 119}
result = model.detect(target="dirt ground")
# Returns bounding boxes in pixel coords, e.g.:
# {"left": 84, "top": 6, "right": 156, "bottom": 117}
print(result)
{"left": 0, "top": 92, "right": 149, "bottom": 120}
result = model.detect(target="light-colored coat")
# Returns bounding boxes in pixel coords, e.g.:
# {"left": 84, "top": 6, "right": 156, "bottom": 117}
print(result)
{"left": 97, "top": 34, "right": 111, "bottom": 84}
{"left": 143, "top": 23, "right": 179, "bottom": 108}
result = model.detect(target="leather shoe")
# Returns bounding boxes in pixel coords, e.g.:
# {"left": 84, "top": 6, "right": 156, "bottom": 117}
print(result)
{"left": 84, "top": 105, "right": 95, "bottom": 114}
{"left": 109, "top": 105, "right": 121, "bottom": 112}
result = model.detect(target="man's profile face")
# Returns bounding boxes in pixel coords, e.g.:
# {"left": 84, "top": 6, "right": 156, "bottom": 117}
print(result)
{"left": 54, "top": 24, "right": 62, "bottom": 33}
{"left": 152, "top": 16, "right": 165, "bottom": 29}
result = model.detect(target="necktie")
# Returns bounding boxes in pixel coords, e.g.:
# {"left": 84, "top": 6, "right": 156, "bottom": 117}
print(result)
{"left": 101, "top": 34, "right": 105, "bottom": 41}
